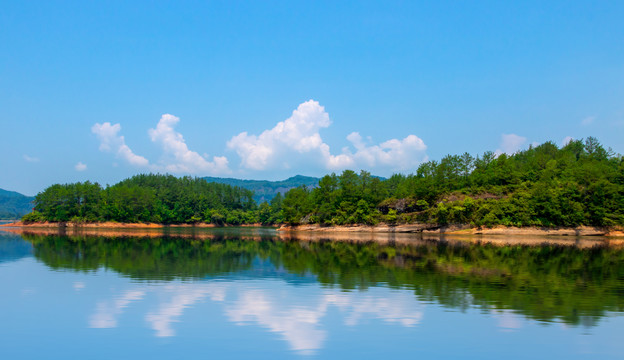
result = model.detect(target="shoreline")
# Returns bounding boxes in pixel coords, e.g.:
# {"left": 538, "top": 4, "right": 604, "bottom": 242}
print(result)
{"left": 277, "top": 224, "right": 624, "bottom": 237}
{"left": 3, "top": 224, "right": 623, "bottom": 248}
{"left": 0, "top": 221, "right": 273, "bottom": 229}
{"left": 2, "top": 221, "right": 622, "bottom": 237}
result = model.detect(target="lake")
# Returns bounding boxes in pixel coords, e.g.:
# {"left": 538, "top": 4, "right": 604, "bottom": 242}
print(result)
{"left": 1, "top": 227, "right": 623, "bottom": 359}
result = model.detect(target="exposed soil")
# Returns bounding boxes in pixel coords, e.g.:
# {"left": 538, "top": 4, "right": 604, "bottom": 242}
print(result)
{"left": 0, "top": 221, "right": 267, "bottom": 229}
{"left": 278, "top": 223, "right": 624, "bottom": 237}
{"left": 3, "top": 221, "right": 622, "bottom": 237}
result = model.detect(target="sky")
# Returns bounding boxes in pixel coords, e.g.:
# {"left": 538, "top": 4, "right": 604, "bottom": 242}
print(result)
{"left": 2, "top": 1, "right": 623, "bottom": 195}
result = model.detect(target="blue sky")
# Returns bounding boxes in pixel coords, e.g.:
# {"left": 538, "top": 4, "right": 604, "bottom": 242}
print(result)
{"left": 2, "top": 1, "right": 623, "bottom": 195}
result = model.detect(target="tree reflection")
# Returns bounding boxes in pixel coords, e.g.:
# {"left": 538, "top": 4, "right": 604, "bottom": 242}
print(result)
{"left": 22, "top": 232, "right": 624, "bottom": 327}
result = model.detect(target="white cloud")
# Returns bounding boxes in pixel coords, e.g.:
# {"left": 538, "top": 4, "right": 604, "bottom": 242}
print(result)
{"left": 93, "top": 101, "right": 427, "bottom": 176}
{"left": 227, "top": 100, "right": 427, "bottom": 173}
{"left": 581, "top": 116, "right": 595, "bottom": 126}
{"left": 496, "top": 133, "right": 527, "bottom": 155}
{"left": 23, "top": 154, "right": 39, "bottom": 163}
{"left": 75, "top": 162, "right": 87, "bottom": 171}
{"left": 342, "top": 132, "right": 427, "bottom": 171}
{"left": 93, "top": 116, "right": 230, "bottom": 174}
{"left": 148, "top": 114, "right": 230, "bottom": 174}
{"left": 91, "top": 122, "right": 150, "bottom": 167}
{"left": 561, "top": 136, "right": 574, "bottom": 147}
{"left": 227, "top": 100, "right": 333, "bottom": 170}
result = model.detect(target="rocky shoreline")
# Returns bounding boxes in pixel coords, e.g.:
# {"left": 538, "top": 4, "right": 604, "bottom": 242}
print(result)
{"left": 2, "top": 221, "right": 622, "bottom": 237}
{"left": 277, "top": 223, "right": 624, "bottom": 237}
{"left": 0, "top": 221, "right": 269, "bottom": 229}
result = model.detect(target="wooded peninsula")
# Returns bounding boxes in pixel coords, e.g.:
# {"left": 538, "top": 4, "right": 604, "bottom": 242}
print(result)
{"left": 20, "top": 137, "right": 624, "bottom": 230}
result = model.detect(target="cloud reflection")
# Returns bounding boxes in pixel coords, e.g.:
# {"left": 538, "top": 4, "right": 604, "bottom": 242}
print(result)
{"left": 145, "top": 284, "right": 226, "bottom": 337}
{"left": 90, "top": 289, "right": 146, "bottom": 328}
{"left": 492, "top": 309, "right": 522, "bottom": 332}
{"left": 224, "top": 286, "right": 424, "bottom": 354}
{"left": 225, "top": 289, "right": 327, "bottom": 354}
{"left": 339, "top": 291, "right": 424, "bottom": 327}
{"left": 88, "top": 281, "right": 425, "bottom": 354}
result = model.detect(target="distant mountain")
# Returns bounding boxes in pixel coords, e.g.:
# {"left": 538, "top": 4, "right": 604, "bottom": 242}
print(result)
{"left": 202, "top": 175, "right": 320, "bottom": 203}
{"left": 0, "top": 188, "right": 34, "bottom": 219}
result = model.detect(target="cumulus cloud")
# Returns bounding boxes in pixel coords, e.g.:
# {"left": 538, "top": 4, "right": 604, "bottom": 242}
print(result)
{"left": 342, "top": 132, "right": 427, "bottom": 170}
{"left": 227, "top": 100, "right": 427, "bottom": 173}
{"left": 496, "top": 133, "right": 527, "bottom": 155}
{"left": 93, "top": 100, "right": 427, "bottom": 176}
{"left": 92, "top": 116, "right": 229, "bottom": 174}
{"left": 23, "top": 154, "right": 39, "bottom": 163}
{"left": 227, "top": 100, "right": 333, "bottom": 170}
{"left": 91, "top": 122, "right": 150, "bottom": 167}
{"left": 148, "top": 114, "right": 229, "bottom": 174}
{"left": 581, "top": 116, "right": 595, "bottom": 126}
{"left": 561, "top": 136, "right": 574, "bottom": 147}
{"left": 75, "top": 162, "right": 87, "bottom": 171}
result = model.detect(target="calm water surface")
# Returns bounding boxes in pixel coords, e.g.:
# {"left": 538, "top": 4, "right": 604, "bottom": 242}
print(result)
{"left": 1, "top": 228, "right": 623, "bottom": 359}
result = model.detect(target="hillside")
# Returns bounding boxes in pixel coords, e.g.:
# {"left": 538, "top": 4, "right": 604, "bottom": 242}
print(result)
{"left": 0, "top": 188, "right": 34, "bottom": 219}
{"left": 18, "top": 138, "right": 623, "bottom": 228}
{"left": 279, "top": 138, "right": 624, "bottom": 228}
{"left": 202, "top": 175, "right": 320, "bottom": 203}
{"left": 25, "top": 175, "right": 256, "bottom": 224}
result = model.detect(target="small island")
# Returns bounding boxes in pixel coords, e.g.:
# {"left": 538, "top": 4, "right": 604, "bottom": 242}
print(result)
{"left": 12, "top": 137, "right": 624, "bottom": 236}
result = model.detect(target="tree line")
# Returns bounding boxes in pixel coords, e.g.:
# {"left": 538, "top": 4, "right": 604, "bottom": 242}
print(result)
{"left": 23, "top": 137, "right": 624, "bottom": 227}
{"left": 23, "top": 174, "right": 283, "bottom": 225}
{"left": 280, "top": 137, "right": 624, "bottom": 227}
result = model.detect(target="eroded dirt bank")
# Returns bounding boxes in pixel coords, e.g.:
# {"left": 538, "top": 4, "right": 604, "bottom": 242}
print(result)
{"left": 277, "top": 224, "right": 624, "bottom": 237}
{"left": 2, "top": 221, "right": 622, "bottom": 237}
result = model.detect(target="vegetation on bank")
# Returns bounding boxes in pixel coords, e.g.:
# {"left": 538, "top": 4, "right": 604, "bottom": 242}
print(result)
{"left": 22, "top": 137, "right": 624, "bottom": 227}
{"left": 22, "top": 174, "right": 283, "bottom": 225}
{"left": 281, "top": 137, "right": 623, "bottom": 227}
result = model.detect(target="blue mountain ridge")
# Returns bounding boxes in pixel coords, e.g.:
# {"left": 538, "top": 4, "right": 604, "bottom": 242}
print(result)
{"left": 0, "top": 188, "right": 34, "bottom": 219}
{"left": 202, "top": 175, "right": 320, "bottom": 203}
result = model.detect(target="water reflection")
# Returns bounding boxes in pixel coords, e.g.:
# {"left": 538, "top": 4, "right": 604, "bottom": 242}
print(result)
{"left": 90, "top": 289, "right": 147, "bottom": 329}
{"left": 83, "top": 279, "right": 425, "bottom": 353}
{"left": 491, "top": 309, "right": 522, "bottom": 332}
{"left": 0, "top": 231, "right": 32, "bottom": 263}
{"left": 146, "top": 283, "right": 227, "bottom": 337}
{"left": 1, "top": 228, "right": 624, "bottom": 357}
{"left": 14, "top": 229, "right": 624, "bottom": 327}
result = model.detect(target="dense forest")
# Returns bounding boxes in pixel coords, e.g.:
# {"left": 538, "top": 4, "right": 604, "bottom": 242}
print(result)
{"left": 22, "top": 174, "right": 276, "bottom": 225}
{"left": 281, "top": 137, "right": 624, "bottom": 227}
{"left": 22, "top": 137, "right": 624, "bottom": 227}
